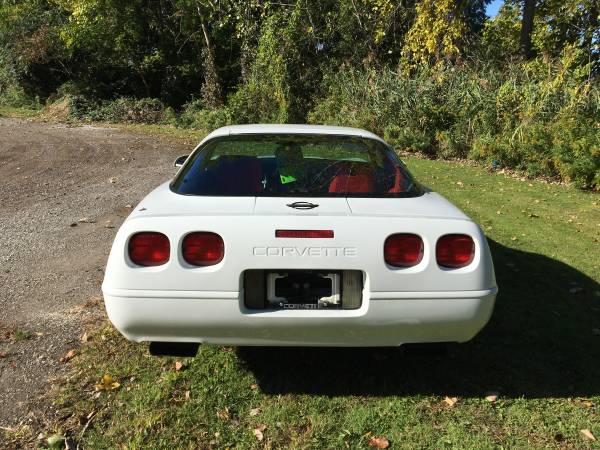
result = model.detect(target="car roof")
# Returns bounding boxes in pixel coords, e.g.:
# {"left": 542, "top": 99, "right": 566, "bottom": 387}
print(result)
{"left": 200, "top": 124, "right": 387, "bottom": 145}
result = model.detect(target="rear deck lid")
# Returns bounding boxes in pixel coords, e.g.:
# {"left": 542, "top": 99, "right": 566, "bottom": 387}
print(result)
{"left": 128, "top": 182, "right": 256, "bottom": 219}
{"left": 347, "top": 193, "right": 470, "bottom": 220}
{"left": 253, "top": 197, "right": 351, "bottom": 216}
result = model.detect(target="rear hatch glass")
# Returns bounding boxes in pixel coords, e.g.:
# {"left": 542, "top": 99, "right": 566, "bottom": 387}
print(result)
{"left": 171, "top": 134, "right": 421, "bottom": 197}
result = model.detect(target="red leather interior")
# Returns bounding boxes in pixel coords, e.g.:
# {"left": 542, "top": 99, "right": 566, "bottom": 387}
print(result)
{"left": 387, "top": 166, "right": 405, "bottom": 193}
{"left": 328, "top": 164, "right": 375, "bottom": 193}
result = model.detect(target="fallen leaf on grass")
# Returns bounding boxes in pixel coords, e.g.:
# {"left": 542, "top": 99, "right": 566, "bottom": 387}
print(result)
{"left": 444, "top": 396, "right": 458, "bottom": 407}
{"left": 484, "top": 391, "right": 499, "bottom": 402}
{"left": 95, "top": 374, "right": 120, "bottom": 391}
{"left": 580, "top": 429, "right": 596, "bottom": 441}
{"left": 368, "top": 436, "right": 390, "bottom": 448}
{"left": 253, "top": 424, "right": 266, "bottom": 441}
{"left": 217, "top": 408, "right": 229, "bottom": 421}
{"left": 60, "top": 349, "right": 76, "bottom": 363}
{"left": 173, "top": 361, "right": 183, "bottom": 371}
{"left": 249, "top": 407, "right": 260, "bottom": 416}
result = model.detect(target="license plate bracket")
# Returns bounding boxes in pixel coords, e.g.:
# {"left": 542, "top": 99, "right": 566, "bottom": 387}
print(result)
{"left": 267, "top": 270, "right": 340, "bottom": 309}
{"left": 243, "top": 269, "right": 363, "bottom": 310}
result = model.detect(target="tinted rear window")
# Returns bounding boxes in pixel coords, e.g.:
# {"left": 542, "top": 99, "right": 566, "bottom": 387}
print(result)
{"left": 171, "top": 134, "right": 421, "bottom": 197}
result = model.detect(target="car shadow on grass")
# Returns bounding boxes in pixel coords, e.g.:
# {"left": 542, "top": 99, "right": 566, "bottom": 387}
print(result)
{"left": 237, "top": 240, "right": 600, "bottom": 398}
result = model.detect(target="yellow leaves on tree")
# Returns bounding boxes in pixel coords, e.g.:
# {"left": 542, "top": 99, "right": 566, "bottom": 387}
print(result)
{"left": 368, "top": 0, "right": 395, "bottom": 44}
{"left": 402, "top": 0, "right": 467, "bottom": 67}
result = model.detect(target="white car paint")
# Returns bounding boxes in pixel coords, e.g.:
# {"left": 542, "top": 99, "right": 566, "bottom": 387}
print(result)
{"left": 102, "top": 124, "right": 497, "bottom": 346}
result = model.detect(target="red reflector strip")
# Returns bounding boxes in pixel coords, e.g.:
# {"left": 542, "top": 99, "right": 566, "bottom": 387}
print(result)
{"left": 275, "top": 230, "right": 334, "bottom": 238}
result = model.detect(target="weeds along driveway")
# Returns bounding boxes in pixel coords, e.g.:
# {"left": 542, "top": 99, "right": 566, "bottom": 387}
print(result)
{"left": 0, "top": 118, "right": 189, "bottom": 427}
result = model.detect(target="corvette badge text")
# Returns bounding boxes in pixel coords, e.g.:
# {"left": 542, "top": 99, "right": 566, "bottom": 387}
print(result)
{"left": 252, "top": 246, "right": 357, "bottom": 257}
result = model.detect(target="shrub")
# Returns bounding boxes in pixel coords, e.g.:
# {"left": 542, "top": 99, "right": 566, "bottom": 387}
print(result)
{"left": 0, "top": 50, "right": 40, "bottom": 109}
{"left": 177, "top": 99, "right": 232, "bottom": 131}
{"left": 309, "top": 59, "right": 599, "bottom": 188}
{"left": 95, "top": 97, "right": 166, "bottom": 123}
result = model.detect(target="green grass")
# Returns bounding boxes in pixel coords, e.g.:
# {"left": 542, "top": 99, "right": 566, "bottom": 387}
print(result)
{"left": 0, "top": 106, "right": 205, "bottom": 145}
{"left": 5, "top": 150, "right": 600, "bottom": 449}
{"left": 108, "top": 122, "right": 206, "bottom": 145}
{"left": 12, "top": 329, "right": 32, "bottom": 342}
{"left": 0, "top": 325, "right": 32, "bottom": 343}
{"left": 0, "top": 105, "right": 40, "bottom": 118}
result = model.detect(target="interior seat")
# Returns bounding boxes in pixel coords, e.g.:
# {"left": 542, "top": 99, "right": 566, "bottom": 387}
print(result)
{"left": 328, "top": 163, "right": 375, "bottom": 193}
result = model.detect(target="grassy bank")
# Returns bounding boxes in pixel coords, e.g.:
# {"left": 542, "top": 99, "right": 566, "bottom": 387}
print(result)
{"left": 0, "top": 106, "right": 205, "bottom": 145}
{"left": 4, "top": 144, "right": 598, "bottom": 449}
{"left": 0, "top": 105, "right": 40, "bottom": 118}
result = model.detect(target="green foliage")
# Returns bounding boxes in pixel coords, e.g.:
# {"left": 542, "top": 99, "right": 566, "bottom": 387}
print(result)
{"left": 60, "top": 95, "right": 167, "bottom": 124}
{"left": 177, "top": 99, "right": 232, "bottom": 131}
{"left": 533, "top": 0, "right": 599, "bottom": 66}
{"left": 480, "top": 2, "right": 521, "bottom": 60}
{"left": 0, "top": 0, "right": 67, "bottom": 100}
{"left": 228, "top": 12, "right": 293, "bottom": 124}
{"left": 309, "top": 57, "right": 600, "bottom": 188}
{"left": 402, "top": 0, "right": 469, "bottom": 67}
{"left": 0, "top": 0, "right": 598, "bottom": 188}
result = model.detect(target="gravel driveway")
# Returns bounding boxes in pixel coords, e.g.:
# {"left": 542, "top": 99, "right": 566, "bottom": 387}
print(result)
{"left": 0, "top": 119, "right": 190, "bottom": 428}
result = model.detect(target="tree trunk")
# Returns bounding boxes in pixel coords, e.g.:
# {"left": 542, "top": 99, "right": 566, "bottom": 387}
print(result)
{"left": 520, "top": 0, "right": 536, "bottom": 59}
{"left": 196, "top": 1, "right": 223, "bottom": 107}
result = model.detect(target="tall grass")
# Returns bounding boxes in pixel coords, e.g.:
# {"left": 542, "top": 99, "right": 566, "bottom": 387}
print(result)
{"left": 28, "top": 54, "right": 600, "bottom": 189}
{"left": 308, "top": 58, "right": 599, "bottom": 188}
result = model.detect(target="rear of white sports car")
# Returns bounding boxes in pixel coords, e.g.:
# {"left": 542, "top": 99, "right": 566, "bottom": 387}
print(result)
{"left": 102, "top": 125, "right": 497, "bottom": 350}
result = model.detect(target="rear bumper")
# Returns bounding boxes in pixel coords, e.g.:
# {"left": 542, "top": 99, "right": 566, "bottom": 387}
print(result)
{"left": 103, "top": 288, "right": 497, "bottom": 346}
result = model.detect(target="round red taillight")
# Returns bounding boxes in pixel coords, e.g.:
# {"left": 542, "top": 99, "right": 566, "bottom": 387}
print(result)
{"left": 182, "top": 232, "right": 224, "bottom": 266}
{"left": 436, "top": 234, "right": 475, "bottom": 268}
{"left": 128, "top": 232, "right": 170, "bottom": 266}
{"left": 384, "top": 234, "right": 424, "bottom": 267}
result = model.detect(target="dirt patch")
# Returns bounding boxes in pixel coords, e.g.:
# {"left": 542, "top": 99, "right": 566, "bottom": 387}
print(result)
{"left": 37, "top": 98, "right": 72, "bottom": 123}
{"left": 0, "top": 118, "right": 189, "bottom": 431}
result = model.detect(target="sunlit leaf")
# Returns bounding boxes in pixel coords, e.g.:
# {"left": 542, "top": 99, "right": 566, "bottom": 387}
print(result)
{"left": 368, "top": 436, "right": 390, "bottom": 448}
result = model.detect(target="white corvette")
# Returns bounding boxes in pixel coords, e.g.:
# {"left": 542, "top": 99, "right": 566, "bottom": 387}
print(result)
{"left": 102, "top": 125, "right": 497, "bottom": 355}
